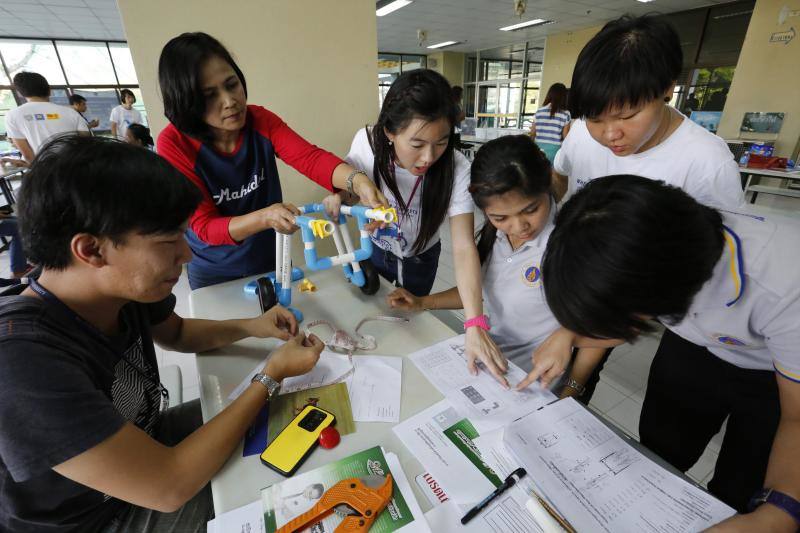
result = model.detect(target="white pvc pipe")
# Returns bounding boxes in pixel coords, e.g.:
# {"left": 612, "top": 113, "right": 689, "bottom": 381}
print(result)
{"left": 281, "top": 233, "right": 291, "bottom": 289}
{"left": 275, "top": 230, "right": 284, "bottom": 283}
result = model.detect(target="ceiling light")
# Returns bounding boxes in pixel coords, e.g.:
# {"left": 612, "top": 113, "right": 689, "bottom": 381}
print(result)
{"left": 376, "top": 0, "right": 413, "bottom": 17}
{"left": 499, "top": 19, "right": 550, "bottom": 31}
{"left": 427, "top": 41, "right": 459, "bottom": 49}
{"left": 378, "top": 73, "right": 393, "bottom": 78}
{"left": 636, "top": 0, "right": 656, "bottom": 3}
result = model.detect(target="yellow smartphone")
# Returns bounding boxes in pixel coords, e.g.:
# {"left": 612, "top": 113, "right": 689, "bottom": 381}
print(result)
{"left": 260, "top": 405, "right": 336, "bottom": 476}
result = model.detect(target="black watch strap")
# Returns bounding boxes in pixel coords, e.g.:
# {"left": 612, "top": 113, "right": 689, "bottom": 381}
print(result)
{"left": 748, "top": 488, "right": 800, "bottom": 524}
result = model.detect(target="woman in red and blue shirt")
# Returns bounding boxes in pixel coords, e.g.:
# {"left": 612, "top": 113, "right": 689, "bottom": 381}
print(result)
{"left": 157, "top": 32, "right": 387, "bottom": 289}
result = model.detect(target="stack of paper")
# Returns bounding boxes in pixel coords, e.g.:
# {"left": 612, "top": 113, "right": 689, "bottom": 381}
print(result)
{"left": 503, "top": 398, "right": 736, "bottom": 532}
{"left": 392, "top": 399, "right": 543, "bottom": 532}
{"left": 229, "top": 351, "right": 403, "bottom": 423}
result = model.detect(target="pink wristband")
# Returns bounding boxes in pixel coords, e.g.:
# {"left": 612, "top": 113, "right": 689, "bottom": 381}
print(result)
{"left": 464, "top": 314, "right": 491, "bottom": 331}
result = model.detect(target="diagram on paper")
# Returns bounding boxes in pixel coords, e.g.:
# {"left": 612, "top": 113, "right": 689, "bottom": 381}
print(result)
{"left": 408, "top": 334, "right": 557, "bottom": 432}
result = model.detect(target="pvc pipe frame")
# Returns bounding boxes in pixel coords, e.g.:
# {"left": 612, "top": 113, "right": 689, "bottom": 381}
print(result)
{"left": 291, "top": 203, "right": 395, "bottom": 287}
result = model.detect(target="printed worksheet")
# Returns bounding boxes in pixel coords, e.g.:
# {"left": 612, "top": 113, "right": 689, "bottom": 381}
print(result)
{"left": 408, "top": 334, "right": 556, "bottom": 432}
{"left": 393, "top": 400, "right": 544, "bottom": 532}
{"left": 346, "top": 355, "right": 402, "bottom": 423}
{"left": 504, "top": 398, "right": 736, "bottom": 533}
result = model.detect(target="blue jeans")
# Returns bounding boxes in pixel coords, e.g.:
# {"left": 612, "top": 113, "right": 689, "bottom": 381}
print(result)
{"left": 0, "top": 217, "right": 27, "bottom": 274}
{"left": 369, "top": 241, "right": 441, "bottom": 297}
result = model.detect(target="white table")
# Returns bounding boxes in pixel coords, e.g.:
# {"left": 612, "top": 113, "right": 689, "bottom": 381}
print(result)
{"left": 740, "top": 166, "right": 800, "bottom": 204}
{"left": 189, "top": 268, "right": 455, "bottom": 514}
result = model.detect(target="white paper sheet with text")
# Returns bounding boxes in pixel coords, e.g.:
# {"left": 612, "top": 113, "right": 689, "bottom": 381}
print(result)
{"left": 346, "top": 356, "right": 402, "bottom": 423}
{"left": 408, "top": 334, "right": 556, "bottom": 432}
{"left": 504, "top": 398, "right": 736, "bottom": 533}
{"left": 206, "top": 499, "right": 264, "bottom": 533}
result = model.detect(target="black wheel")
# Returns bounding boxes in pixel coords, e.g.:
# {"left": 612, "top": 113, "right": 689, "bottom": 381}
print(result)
{"left": 255, "top": 277, "right": 277, "bottom": 312}
{"left": 358, "top": 260, "right": 380, "bottom": 295}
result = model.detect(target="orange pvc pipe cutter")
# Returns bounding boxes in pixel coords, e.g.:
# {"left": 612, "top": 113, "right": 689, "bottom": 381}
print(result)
{"left": 277, "top": 474, "right": 393, "bottom": 533}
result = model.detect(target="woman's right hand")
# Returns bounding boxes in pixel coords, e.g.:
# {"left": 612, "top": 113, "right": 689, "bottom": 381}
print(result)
{"left": 387, "top": 288, "right": 424, "bottom": 311}
{"left": 264, "top": 332, "right": 324, "bottom": 382}
{"left": 260, "top": 202, "right": 301, "bottom": 233}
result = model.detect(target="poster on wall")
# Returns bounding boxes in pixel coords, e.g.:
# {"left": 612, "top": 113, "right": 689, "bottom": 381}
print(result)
{"left": 689, "top": 111, "right": 722, "bottom": 134}
{"left": 740, "top": 112, "right": 785, "bottom": 134}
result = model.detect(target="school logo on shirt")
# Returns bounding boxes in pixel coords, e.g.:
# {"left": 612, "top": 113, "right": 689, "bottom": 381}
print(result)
{"left": 522, "top": 264, "right": 542, "bottom": 287}
{"left": 712, "top": 334, "right": 747, "bottom": 347}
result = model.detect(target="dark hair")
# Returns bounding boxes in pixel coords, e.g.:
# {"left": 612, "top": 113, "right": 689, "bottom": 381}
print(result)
{"left": 126, "top": 123, "right": 154, "bottom": 148}
{"left": 543, "top": 83, "right": 568, "bottom": 118}
{"left": 470, "top": 135, "right": 552, "bottom": 263}
{"left": 68, "top": 94, "right": 86, "bottom": 105}
{"left": 569, "top": 15, "right": 682, "bottom": 119}
{"left": 159, "top": 32, "right": 248, "bottom": 143}
{"left": 119, "top": 88, "right": 136, "bottom": 103}
{"left": 18, "top": 136, "right": 201, "bottom": 269}
{"left": 542, "top": 175, "right": 724, "bottom": 341}
{"left": 12, "top": 71, "right": 50, "bottom": 98}
{"left": 452, "top": 86, "right": 463, "bottom": 101}
{"left": 368, "top": 69, "right": 457, "bottom": 255}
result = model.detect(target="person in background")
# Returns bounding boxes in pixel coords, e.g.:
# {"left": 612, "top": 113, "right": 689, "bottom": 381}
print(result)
{"left": 0, "top": 215, "right": 28, "bottom": 278}
{"left": 110, "top": 89, "right": 143, "bottom": 141}
{"left": 452, "top": 85, "right": 466, "bottom": 124}
{"left": 542, "top": 176, "right": 800, "bottom": 531}
{"left": 387, "top": 135, "right": 607, "bottom": 401}
{"left": 0, "top": 135, "right": 324, "bottom": 532}
{"left": 156, "top": 32, "right": 387, "bottom": 290}
{"left": 684, "top": 92, "right": 700, "bottom": 114}
{"left": 529, "top": 82, "right": 571, "bottom": 162}
{"left": 125, "top": 123, "right": 155, "bottom": 150}
{"left": 68, "top": 94, "right": 100, "bottom": 131}
{"left": 5, "top": 72, "right": 89, "bottom": 162}
{"left": 325, "top": 69, "right": 507, "bottom": 387}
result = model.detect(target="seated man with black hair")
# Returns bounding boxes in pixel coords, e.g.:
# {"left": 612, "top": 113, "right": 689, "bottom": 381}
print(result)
{"left": 0, "top": 136, "right": 324, "bottom": 532}
{"left": 542, "top": 175, "right": 800, "bottom": 531}
{"left": 5, "top": 72, "right": 89, "bottom": 162}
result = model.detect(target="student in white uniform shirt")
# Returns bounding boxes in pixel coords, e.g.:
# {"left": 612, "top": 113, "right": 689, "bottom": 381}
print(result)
{"left": 542, "top": 176, "right": 800, "bottom": 531}
{"left": 387, "top": 135, "right": 606, "bottom": 400}
{"left": 522, "top": 13, "right": 747, "bottom": 403}
{"left": 109, "top": 89, "right": 143, "bottom": 141}
{"left": 552, "top": 15, "right": 743, "bottom": 209}
{"left": 324, "top": 69, "right": 507, "bottom": 386}
{"left": 5, "top": 72, "right": 89, "bottom": 162}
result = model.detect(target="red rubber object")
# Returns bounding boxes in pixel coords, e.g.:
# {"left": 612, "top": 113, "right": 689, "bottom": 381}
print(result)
{"left": 318, "top": 426, "right": 340, "bottom": 449}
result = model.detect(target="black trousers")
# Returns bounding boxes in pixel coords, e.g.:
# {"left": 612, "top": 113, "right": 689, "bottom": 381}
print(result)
{"left": 639, "top": 329, "right": 780, "bottom": 512}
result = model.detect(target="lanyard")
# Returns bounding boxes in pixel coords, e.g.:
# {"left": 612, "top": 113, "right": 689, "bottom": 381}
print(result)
{"left": 28, "top": 278, "right": 170, "bottom": 412}
{"left": 397, "top": 175, "right": 424, "bottom": 228}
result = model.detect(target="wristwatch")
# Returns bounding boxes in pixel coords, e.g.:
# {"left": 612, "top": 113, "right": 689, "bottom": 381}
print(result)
{"left": 345, "top": 169, "right": 367, "bottom": 195}
{"left": 251, "top": 373, "right": 281, "bottom": 399}
{"left": 564, "top": 378, "right": 586, "bottom": 396}
{"left": 748, "top": 488, "right": 800, "bottom": 524}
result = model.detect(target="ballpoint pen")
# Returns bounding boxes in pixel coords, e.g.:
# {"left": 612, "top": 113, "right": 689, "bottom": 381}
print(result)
{"left": 461, "top": 467, "right": 527, "bottom": 525}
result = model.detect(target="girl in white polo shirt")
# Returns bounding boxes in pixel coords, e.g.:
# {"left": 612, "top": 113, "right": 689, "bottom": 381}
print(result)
{"left": 542, "top": 176, "right": 800, "bottom": 527}
{"left": 387, "top": 135, "right": 606, "bottom": 399}
{"left": 324, "top": 69, "right": 507, "bottom": 386}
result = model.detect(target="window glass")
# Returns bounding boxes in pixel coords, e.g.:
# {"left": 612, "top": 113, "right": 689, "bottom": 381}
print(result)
{"left": 49, "top": 89, "right": 70, "bottom": 106}
{"left": 0, "top": 65, "right": 9, "bottom": 85}
{"left": 698, "top": 2, "right": 754, "bottom": 66}
{"left": 73, "top": 88, "right": 120, "bottom": 131}
{"left": 56, "top": 41, "right": 117, "bottom": 85}
{"left": 108, "top": 43, "right": 138, "bottom": 84}
{"left": 401, "top": 55, "right": 425, "bottom": 72}
{"left": 0, "top": 39, "right": 66, "bottom": 85}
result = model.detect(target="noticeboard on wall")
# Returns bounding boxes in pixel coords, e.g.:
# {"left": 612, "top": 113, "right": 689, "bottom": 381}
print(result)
{"left": 689, "top": 111, "right": 722, "bottom": 134}
{"left": 740, "top": 112, "right": 785, "bottom": 134}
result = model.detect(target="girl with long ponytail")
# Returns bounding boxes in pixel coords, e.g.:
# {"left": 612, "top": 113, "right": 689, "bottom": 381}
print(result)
{"left": 324, "top": 69, "right": 506, "bottom": 384}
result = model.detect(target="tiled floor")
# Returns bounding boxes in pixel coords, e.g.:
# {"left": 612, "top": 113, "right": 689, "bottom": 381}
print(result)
{"left": 0, "top": 191, "right": 794, "bottom": 487}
